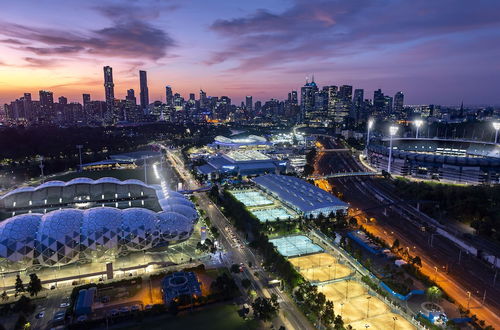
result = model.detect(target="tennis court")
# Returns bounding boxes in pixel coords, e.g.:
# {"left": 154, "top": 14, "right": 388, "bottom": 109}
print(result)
{"left": 317, "top": 281, "right": 416, "bottom": 329}
{"left": 252, "top": 207, "right": 295, "bottom": 222}
{"left": 269, "top": 235, "right": 323, "bottom": 257}
{"left": 289, "top": 253, "right": 352, "bottom": 282}
{"left": 230, "top": 190, "right": 274, "bottom": 207}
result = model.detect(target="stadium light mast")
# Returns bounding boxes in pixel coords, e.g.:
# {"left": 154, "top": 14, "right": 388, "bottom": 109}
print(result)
{"left": 76, "top": 145, "right": 83, "bottom": 171}
{"left": 493, "top": 122, "right": 500, "bottom": 144}
{"left": 387, "top": 125, "right": 398, "bottom": 173}
{"left": 365, "top": 118, "right": 374, "bottom": 156}
{"left": 414, "top": 119, "right": 423, "bottom": 139}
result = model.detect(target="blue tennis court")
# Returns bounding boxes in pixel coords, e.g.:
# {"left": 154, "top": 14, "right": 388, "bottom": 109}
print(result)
{"left": 270, "top": 235, "right": 323, "bottom": 257}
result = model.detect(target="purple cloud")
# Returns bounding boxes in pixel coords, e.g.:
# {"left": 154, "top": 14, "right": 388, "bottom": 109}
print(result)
{"left": 0, "top": 8, "right": 176, "bottom": 61}
{"left": 208, "top": 0, "right": 500, "bottom": 72}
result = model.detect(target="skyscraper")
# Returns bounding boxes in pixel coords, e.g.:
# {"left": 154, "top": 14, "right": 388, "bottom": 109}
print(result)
{"left": 353, "top": 89, "right": 364, "bottom": 106}
{"left": 82, "top": 94, "right": 91, "bottom": 105}
{"left": 300, "top": 77, "right": 318, "bottom": 122}
{"left": 199, "top": 90, "right": 207, "bottom": 108}
{"left": 103, "top": 66, "right": 114, "bottom": 117}
{"left": 373, "top": 89, "right": 385, "bottom": 114}
{"left": 139, "top": 70, "right": 149, "bottom": 109}
{"left": 393, "top": 91, "right": 404, "bottom": 114}
{"left": 39, "top": 90, "right": 54, "bottom": 122}
{"left": 245, "top": 96, "right": 253, "bottom": 112}
{"left": 339, "top": 85, "right": 353, "bottom": 101}
{"left": 165, "top": 86, "right": 173, "bottom": 106}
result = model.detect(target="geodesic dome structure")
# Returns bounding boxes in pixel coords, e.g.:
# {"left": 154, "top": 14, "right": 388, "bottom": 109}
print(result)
{"left": 0, "top": 214, "right": 41, "bottom": 270}
{"left": 0, "top": 205, "right": 196, "bottom": 269}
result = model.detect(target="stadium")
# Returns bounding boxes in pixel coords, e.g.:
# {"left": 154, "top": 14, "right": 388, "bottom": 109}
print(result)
{"left": 367, "top": 138, "right": 500, "bottom": 184}
{"left": 0, "top": 178, "right": 198, "bottom": 271}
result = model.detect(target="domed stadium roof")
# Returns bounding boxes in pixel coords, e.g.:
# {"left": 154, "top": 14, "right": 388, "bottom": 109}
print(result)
{"left": 156, "top": 212, "right": 192, "bottom": 242}
{"left": 81, "top": 208, "right": 122, "bottom": 255}
{"left": 160, "top": 204, "right": 198, "bottom": 222}
{"left": 159, "top": 197, "right": 194, "bottom": 210}
{"left": 0, "top": 214, "right": 41, "bottom": 264}
{"left": 1, "top": 177, "right": 153, "bottom": 200}
{"left": 163, "top": 190, "right": 185, "bottom": 199}
{"left": 37, "top": 209, "right": 83, "bottom": 266}
{"left": 0, "top": 185, "right": 197, "bottom": 268}
{"left": 121, "top": 208, "right": 157, "bottom": 251}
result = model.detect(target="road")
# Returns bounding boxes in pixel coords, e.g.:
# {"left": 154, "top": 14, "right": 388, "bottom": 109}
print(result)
{"left": 314, "top": 137, "right": 500, "bottom": 327}
{"left": 163, "top": 148, "right": 313, "bottom": 330}
{"left": 30, "top": 288, "right": 71, "bottom": 330}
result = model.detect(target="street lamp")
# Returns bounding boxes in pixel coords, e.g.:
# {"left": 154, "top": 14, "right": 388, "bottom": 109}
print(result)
{"left": 493, "top": 122, "right": 500, "bottom": 144}
{"left": 467, "top": 291, "right": 471, "bottom": 310}
{"left": 38, "top": 156, "right": 45, "bottom": 183}
{"left": 365, "top": 119, "right": 374, "bottom": 156}
{"left": 414, "top": 119, "right": 423, "bottom": 139}
{"left": 387, "top": 126, "right": 398, "bottom": 173}
{"left": 76, "top": 145, "right": 83, "bottom": 171}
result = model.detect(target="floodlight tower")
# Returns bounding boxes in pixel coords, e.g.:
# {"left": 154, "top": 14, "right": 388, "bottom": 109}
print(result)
{"left": 387, "top": 125, "right": 398, "bottom": 173}
{"left": 365, "top": 118, "right": 374, "bottom": 156}
{"left": 76, "top": 145, "right": 83, "bottom": 171}
{"left": 493, "top": 122, "right": 500, "bottom": 144}
{"left": 414, "top": 119, "right": 423, "bottom": 139}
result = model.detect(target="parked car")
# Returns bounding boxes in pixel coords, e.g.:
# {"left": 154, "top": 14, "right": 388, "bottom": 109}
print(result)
{"left": 36, "top": 311, "right": 45, "bottom": 319}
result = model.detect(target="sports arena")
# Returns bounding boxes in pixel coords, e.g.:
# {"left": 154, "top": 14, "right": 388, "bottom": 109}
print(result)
{"left": 0, "top": 178, "right": 198, "bottom": 271}
{"left": 367, "top": 138, "right": 500, "bottom": 184}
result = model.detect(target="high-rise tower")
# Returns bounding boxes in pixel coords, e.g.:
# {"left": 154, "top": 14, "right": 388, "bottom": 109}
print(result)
{"left": 139, "top": 70, "right": 149, "bottom": 109}
{"left": 103, "top": 66, "right": 115, "bottom": 116}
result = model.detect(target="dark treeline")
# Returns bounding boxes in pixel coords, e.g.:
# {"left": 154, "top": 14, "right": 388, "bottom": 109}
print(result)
{"left": 0, "top": 123, "right": 230, "bottom": 188}
{"left": 393, "top": 178, "right": 500, "bottom": 241}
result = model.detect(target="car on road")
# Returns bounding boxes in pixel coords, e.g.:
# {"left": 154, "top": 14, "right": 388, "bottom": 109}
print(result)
{"left": 36, "top": 311, "right": 45, "bottom": 319}
{"left": 53, "top": 311, "right": 65, "bottom": 322}
{"left": 59, "top": 302, "right": 70, "bottom": 308}
{"left": 76, "top": 315, "right": 88, "bottom": 323}
{"left": 144, "top": 304, "right": 153, "bottom": 311}
{"left": 109, "top": 309, "right": 119, "bottom": 317}
{"left": 130, "top": 305, "right": 140, "bottom": 312}
{"left": 119, "top": 306, "right": 130, "bottom": 314}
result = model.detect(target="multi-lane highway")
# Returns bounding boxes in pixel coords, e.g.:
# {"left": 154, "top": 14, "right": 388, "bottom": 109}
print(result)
{"left": 164, "top": 148, "right": 313, "bottom": 330}
{"left": 314, "top": 137, "right": 500, "bottom": 327}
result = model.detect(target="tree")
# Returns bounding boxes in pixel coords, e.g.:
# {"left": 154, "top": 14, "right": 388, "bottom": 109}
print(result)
{"left": 14, "top": 275, "right": 24, "bottom": 297}
{"left": 322, "top": 300, "right": 335, "bottom": 327}
{"left": 230, "top": 264, "right": 241, "bottom": 273}
{"left": 241, "top": 278, "right": 251, "bottom": 290}
{"left": 252, "top": 294, "right": 280, "bottom": 321}
{"left": 426, "top": 286, "right": 443, "bottom": 302}
{"left": 392, "top": 239, "right": 400, "bottom": 250}
{"left": 412, "top": 256, "right": 422, "bottom": 268}
{"left": 334, "top": 314, "right": 345, "bottom": 329}
{"left": 14, "top": 314, "right": 28, "bottom": 330}
{"left": 27, "top": 273, "right": 42, "bottom": 297}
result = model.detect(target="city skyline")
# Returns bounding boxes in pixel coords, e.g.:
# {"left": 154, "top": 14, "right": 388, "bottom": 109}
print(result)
{"left": 1, "top": 0, "right": 500, "bottom": 105}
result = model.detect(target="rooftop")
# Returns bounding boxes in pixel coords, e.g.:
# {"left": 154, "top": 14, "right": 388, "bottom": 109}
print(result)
{"left": 252, "top": 174, "right": 348, "bottom": 214}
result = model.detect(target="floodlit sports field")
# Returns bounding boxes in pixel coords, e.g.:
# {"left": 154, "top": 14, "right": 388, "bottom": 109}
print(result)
{"left": 316, "top": 280, "right": 416, "bottom": 329}
{"left": 289, "top": 253, "right": 352, "bottom": 282}
{"left": 230, "top": 190, "right": 274, "bottom": 207}
{"left": 287, "top": 250, "right": 416, "bottom": 329}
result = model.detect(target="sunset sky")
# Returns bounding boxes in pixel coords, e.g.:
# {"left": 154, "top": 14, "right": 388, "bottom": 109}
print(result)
{"left": 1, "top": 0, "right": 499, "bottom": 105}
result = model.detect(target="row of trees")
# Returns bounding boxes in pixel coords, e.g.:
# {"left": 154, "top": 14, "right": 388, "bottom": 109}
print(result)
{"left": 392, "top": 178, "right": 500, "bottom": 241}
{"left": 294, "top": 282, "right": 348, "bottom": 329}
{"left": 13, "top": 274, "right": 42, "bottom": 298}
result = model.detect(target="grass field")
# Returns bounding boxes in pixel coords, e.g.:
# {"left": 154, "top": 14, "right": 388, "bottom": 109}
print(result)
{"left": 120, "top": 304, "right": 260, "bottom": 330}
{"left": 289, "top": 253, "right": 352, "bottom": 282}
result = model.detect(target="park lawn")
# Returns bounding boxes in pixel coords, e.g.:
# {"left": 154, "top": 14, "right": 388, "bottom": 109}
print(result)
{"left": 120, "top": 304, "right": 261, "bottom": 330}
